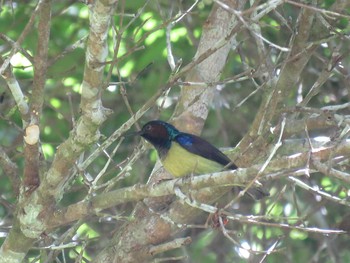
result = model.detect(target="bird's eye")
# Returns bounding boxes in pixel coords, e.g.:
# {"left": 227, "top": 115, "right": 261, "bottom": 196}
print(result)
{"left": 145, "top": 125, "right": 152, "bottom": 131}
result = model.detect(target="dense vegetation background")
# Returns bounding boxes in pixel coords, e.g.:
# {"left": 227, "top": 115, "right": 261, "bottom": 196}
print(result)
{"left": 0, "top": 0, "right": 350, "bottom": 262}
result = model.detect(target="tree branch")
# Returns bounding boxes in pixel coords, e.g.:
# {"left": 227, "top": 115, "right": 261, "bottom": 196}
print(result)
{"left": 22, "top": 0, "right": 52, "bottom": 192}
{"left": 0, "top": 56, "right": 29, "bottom": 121}
{"left": 49, "top": 138, "right": 350, "bottom": 229}
{"left": 0, "top": 1, "right": 118, "bottom": 262}
{"left": 0, "top": 146, "right": 20, "bottom": 196}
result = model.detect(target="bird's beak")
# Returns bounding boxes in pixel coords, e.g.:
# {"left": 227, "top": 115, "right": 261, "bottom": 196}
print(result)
{"left": 124, "top": 130, "right": 143, "bottom": 137}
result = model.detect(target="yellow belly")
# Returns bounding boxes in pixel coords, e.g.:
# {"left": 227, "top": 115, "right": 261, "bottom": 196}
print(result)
{"left": 161, "top": 142, "right": 225, "bottom": 177}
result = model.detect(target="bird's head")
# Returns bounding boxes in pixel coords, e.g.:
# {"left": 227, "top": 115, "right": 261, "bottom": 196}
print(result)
{"left": 137, "top": 120, "right": 180, "bottom": 150}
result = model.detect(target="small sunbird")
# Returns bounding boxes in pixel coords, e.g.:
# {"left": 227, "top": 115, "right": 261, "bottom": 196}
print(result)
{"left": 136, "top": 120, "right": 269, "bottom": 200}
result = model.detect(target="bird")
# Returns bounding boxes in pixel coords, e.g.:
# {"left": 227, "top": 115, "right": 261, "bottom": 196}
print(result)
{"left": 136, "top": 120, "right": 269, "bottom": 200}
